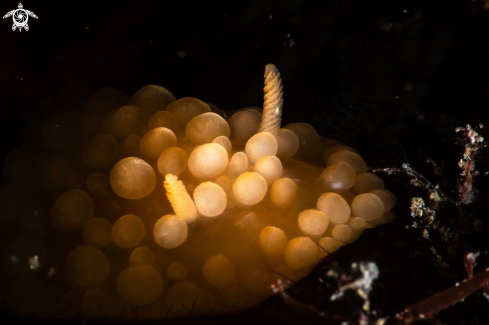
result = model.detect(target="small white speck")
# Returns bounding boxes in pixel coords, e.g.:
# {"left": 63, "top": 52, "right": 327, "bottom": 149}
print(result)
{"left": 85, "top": 26, "right": 89, "bottom": 30}
{"left": 418, "top": 114, "right": 425, "bottom": 120}
{"left": 10, "top": 256, "right": 17, "bottom": 263}
{"left": 150, "top": 40, "right": 153, "bottom": 42}
{"left": 20, "top": 77, "right": 23, "bottom": 80}
{"left": 396, "top": 96, "right": 398, "bottom": 99}
{"left": 28, "top": 256, "right": 39, "bottom": 270}
{"left": 178, "top": 51, "right": 186, "bottom": 58}
{"left": 403, "top": 9, "right": 407, "bottom": 13}
{"left": 270, "top": 15, "right": 273, "bottom": 19}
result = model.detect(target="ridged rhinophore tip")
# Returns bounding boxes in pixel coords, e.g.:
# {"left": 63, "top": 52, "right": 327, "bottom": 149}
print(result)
{"left": 164, "top": 173, "right": 178, "bottom": 183}
{"left": 265, "top": 64, "right": 278, "bottom": 74}
{"left": 164, "top": 174, "right": 198, "bottom": 223}
{"left": 258, "top": 64, "right": 283, "bottom": 138}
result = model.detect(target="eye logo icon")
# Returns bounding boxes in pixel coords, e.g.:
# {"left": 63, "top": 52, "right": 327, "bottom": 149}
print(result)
{"left": 3, "top": 3, "right": 37, "bottom": 32}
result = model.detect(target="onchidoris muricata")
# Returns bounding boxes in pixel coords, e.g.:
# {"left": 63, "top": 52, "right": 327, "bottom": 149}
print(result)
{"left": 0, "top": 64, "right": 396, "bottom": 320}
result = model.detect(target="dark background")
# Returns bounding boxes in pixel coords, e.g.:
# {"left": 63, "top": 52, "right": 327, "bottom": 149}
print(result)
{"left": 2, "top": 0, "right": 489, "bottom": 324}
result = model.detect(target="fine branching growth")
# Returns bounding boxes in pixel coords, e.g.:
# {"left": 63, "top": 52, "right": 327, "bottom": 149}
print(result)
{"left": 271, "top": 123, "right": 489, "bottom": 325}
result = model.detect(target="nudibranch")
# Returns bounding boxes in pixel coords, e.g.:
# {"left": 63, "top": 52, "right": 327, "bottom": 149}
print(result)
{"left": 0, "top": 64, "right": 396, "bottom": 320}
